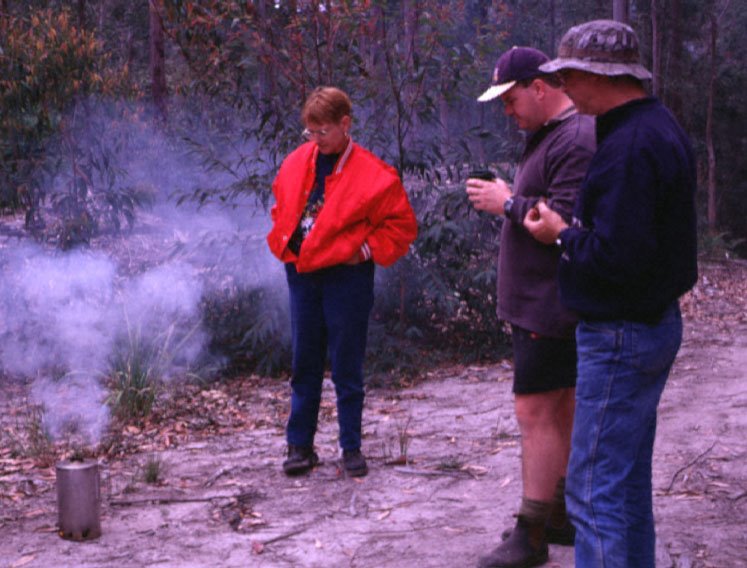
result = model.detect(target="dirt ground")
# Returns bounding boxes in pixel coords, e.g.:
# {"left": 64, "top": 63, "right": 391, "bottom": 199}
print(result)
{"left": 1, "top": 261, "right": 746, "bottom": 568}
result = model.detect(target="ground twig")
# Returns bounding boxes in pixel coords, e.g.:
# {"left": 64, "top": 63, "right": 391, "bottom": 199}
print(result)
{"left": 109, "top": 492, "right": 241, "bottom": 507}
{"left": 667, "top": 442, "right": 717, "bottom": 493}
{"left": 393, "top": 466, "right": 465, "bottom": 478}
{"left": 261, "top": 524, "right": 311, "bottom": 545}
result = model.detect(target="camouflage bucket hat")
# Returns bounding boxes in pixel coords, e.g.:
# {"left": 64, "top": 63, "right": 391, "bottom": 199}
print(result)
{"left": 539, "top": 19, "right": 652, "bottom": 80}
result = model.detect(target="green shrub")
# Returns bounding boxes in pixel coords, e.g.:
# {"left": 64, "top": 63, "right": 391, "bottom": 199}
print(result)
{"left": 142, "top": 453, "right": 166, "bottom": 484}
{"left": 107, "top": 332, "right": 160, "bottom": 421}
{"left": 201, "top": 286, "right": 291, "bottom": 378}
{"left": 372, "top": 177, "right": 510, "bottom": 365}
{"left": 698, "top": 229, "right": 746, "bottom": 261}
{"left": 0, "top": 8, "right": 138, "bottom": 245}
{"left": 107, "top": 310, "right": 204, "bottom": 421}
{"left": 4, "top": 403, "right": 57, "bottom": 466}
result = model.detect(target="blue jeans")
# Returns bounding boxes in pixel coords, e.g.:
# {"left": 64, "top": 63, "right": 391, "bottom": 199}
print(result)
{"left": 567, "top": 303, "right": 682, "bottom": 568}
{"left": 285, "top": 261, "right": 374, "bottom": 451}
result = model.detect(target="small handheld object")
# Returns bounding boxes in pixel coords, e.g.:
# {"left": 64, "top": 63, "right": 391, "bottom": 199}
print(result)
{"left": 467, "top": 169, "right": 496, "bottom": 181}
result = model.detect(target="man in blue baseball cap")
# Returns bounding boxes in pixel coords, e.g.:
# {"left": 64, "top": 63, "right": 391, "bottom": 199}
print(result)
{"left": 468, "top": 46, "right": 595, "bottom": 568}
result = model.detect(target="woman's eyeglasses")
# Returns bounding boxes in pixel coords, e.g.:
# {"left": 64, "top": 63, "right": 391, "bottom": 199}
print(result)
{"left": 302, "top": 128, "right": 330, "bottom": 140}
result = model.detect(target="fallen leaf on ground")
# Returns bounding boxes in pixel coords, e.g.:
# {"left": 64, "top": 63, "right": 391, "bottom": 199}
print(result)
{"left": 23, "top": 509, "right": 45, "bottom": 518}
{"left": 384, "top": 456, "right": 408, "bottom": 466}
{"left": 461, "top": 464, "right": 487, "bottom": 476}
{"left": 251, "top": 540, "right": 264, "bottom": 555}
{"left": 443, "top": 526, "right": 467, "bottom": 533}
{"left": 10, "top": 555, "right": 35, "bottom": 568}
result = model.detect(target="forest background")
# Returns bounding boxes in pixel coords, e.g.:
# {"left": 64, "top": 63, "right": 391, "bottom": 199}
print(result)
{"left": 1, "top": 0, "right": 746, "bottom": 420}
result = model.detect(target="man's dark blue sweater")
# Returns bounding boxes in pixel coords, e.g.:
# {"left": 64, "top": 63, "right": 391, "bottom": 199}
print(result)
{"left": 557, "top": 97, "right": 698, "bottom": 322}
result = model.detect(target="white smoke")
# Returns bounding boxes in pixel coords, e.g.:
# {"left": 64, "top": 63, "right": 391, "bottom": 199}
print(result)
{"left": 0, "top": 99, "right": 288, "bottom": 445}
{"left": 30, "top": 375, "right": 110, "bottom": 447}
{"left": 0, "top": 244, "right": 223, "bottom": 443}
{"left": 0, "top": 246, "right": 117, "bottom": 377}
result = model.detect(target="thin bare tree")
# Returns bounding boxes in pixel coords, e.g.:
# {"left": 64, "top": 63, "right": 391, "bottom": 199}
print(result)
{"left": 254, "top": 0, "right": 273, "bottom": 101}
{"left": 0, "top": 0, "right": 7, "bottom": 34}
{"left": 705, "top": 0, "right": 733, "bottom": 233}
{"left": 651, "top": 0, "right": 661, "bottom": 97}
{"left": 77, "top": 0, "right": 86, "bottom": 28}
{"left": 613, "top": 0, "right": 629, "bottom": 23}
{"left": 149, "top": 0, "right": 168, "bottom": 121}
{"left": 668, "top": 0, "right": 684, "bottom": 119}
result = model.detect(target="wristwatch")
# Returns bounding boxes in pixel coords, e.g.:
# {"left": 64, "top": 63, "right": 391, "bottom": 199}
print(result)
{"left": 503, "top": 197, "right": 515, "bottom": 218}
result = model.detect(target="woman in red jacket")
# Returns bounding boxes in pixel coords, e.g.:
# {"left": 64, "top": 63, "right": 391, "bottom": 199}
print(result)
{"left": 268, "top": 87, "right": 417, "bottom": 477}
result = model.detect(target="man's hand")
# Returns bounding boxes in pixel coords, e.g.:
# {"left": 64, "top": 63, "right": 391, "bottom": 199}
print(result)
{"left": 466, "top": 177, "right": 512, "bottom": 215}
{"left": 523, "top": 201, "right": 568, "bottom": 244}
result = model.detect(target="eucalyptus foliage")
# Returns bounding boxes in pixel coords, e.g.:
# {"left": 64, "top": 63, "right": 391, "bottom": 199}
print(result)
{"left": 3, "top": 1, "right": 747, "bottom": 380}
{"left": 0, "top": 7, "right": 137, "bottom": 243}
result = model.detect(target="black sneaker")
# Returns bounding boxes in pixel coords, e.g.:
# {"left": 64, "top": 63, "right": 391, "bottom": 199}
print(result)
{"left": 282, "top": 445, "right": 319, "bottom": 476}
{"left": 342, "top": 449, "right": 368, "bottom": 477}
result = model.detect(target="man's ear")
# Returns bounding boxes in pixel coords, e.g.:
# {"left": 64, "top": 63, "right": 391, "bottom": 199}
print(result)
{"left": 532, "top": 78, "right": 546, "bottom": 100}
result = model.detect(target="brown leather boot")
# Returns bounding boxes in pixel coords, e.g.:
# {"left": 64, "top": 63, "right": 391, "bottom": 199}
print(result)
{"left": 501, "top": 516, "right": 575, "bottom": 546}
{"left": 477, "top": 516, "right": 549, "bottom": 568}
{"left": 282, "top": 445, "right": 319, "bottom": 476}
{"left": 501, "top": 479, "right": 575, "bottom": 546}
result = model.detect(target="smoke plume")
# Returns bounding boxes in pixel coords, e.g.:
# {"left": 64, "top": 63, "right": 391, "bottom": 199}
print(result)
{"left": 0, "top": 99, "right": 286, "bottom": 445}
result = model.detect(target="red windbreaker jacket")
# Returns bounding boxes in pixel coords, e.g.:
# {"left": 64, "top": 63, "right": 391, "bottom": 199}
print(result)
{"left": 267, "top": 139, "right": 417, "bottom": 273}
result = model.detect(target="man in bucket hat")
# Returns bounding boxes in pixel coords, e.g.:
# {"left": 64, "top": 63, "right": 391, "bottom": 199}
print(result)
{"left": 467, "top": 46, "right": 594, "bottom": 568}
{"left": 524, "top": 20, "right": 697, "bottom": 568}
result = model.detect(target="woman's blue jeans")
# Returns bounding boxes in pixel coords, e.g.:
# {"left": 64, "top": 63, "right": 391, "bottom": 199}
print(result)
{"left": 567, "top": 302, "right": 682, "bottom": 568}
{"left": 284, "top": 261, "right": 374, "bottom": 451}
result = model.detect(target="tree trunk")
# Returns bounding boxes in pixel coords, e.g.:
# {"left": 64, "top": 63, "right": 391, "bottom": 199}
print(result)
{"left": 667, "top": 0, "right": 684, "bottom": 119}
{"left": 439, "top": 65, "right": 449, "bottom": 160}
{"left": 0, "top": 0, "right": 8, "bottom": 33}
{"left": 77, "top": 0, "right": 86, "bottom": 28}
{"left": 549, "top": 0, "right": 556, "bottom": 55}
{"left": 651, "top": 0, "right": 661, "bottom": 97}
{"left": 149, "top": 0, "right": 168, "bottom": 121}
{"left": 366, "top": 5, "right": 385, "bottom": 81}
{"left": 403, "top": 0, "right": 418, "bottom": 64}
{"left": 706, "top": 14, "right": 718, "bottom": 233}
{"left": 255, "top": 0, "right": 273, "bottom": 101}
{"left": 402, "top": 0, "right": 420, "bottom": 150}
{"left": 98, "top": 0, "right": 106, "bottom": 32}
{"left": 126, "top": 30, "right": 136, "bottom": 84}
{"left": 613, "top": 0, "right": 629, "bottom": 23}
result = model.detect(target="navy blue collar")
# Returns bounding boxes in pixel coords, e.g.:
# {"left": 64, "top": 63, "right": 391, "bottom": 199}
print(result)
{"left": 596, "top": 96, "right": 658, "bottom": 141}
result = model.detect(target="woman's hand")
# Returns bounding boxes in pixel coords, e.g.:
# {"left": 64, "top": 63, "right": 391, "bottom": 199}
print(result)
{"left": 524, "top": 201, "right": 568, "bottom": 245}
{"left": 344, "top": 252, "right": 361, "bottom": 265}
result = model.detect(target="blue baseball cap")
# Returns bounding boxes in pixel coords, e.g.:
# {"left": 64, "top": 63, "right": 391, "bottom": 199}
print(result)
{"left": 477, "top": 46, "right": 550, "bottom": 102}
